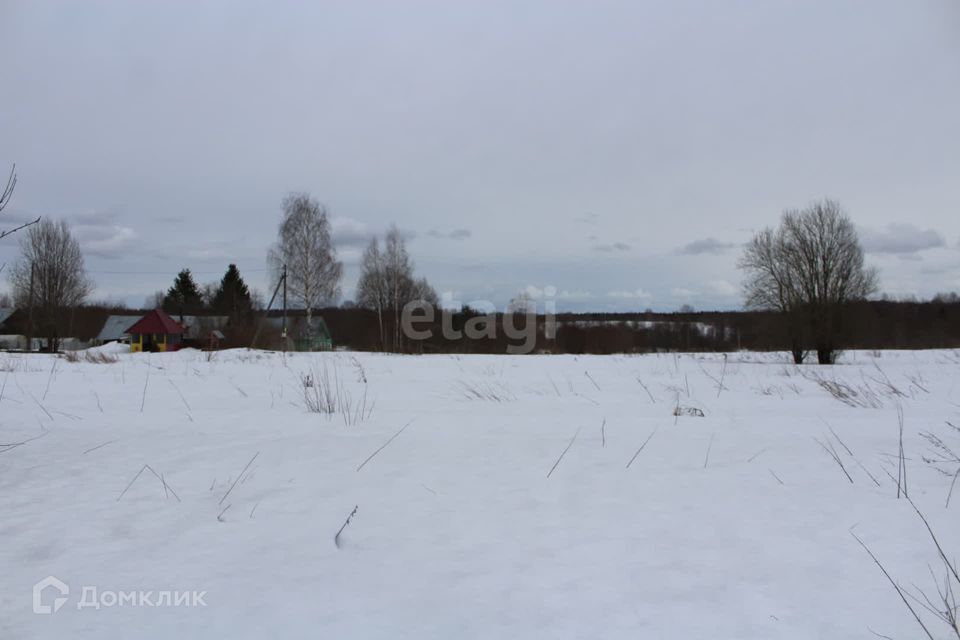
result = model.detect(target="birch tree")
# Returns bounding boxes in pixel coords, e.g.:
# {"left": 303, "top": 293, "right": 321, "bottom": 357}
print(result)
{"left": 356, "top": 226, "right": 437, "bottom": 351}
{"left": 267, "top": 193, "right": 343, "bottom": 333}
{"left": 356, "top": 237, "right": 388, "bottom": 347}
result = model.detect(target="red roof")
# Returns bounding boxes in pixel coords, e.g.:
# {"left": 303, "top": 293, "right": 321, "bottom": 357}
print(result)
{"left": 125, "top": 309, "right": 184, "bottom": 335}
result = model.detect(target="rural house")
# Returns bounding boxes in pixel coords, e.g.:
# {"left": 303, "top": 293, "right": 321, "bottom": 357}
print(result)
{"left": 127, "top": 309, "right": 185, "bottom": 353}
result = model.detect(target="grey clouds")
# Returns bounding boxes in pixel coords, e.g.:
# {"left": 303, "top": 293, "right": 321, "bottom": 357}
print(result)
{"left": 1, "top": 1, "right": 958, "bottom": 310}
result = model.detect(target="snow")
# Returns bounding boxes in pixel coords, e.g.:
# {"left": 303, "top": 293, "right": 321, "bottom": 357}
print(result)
{"left": 1, "top": 348, "right": 959, "bottom": 639}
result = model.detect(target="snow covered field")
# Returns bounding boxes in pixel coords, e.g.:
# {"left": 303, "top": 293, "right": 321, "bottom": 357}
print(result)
{"left": 2, "top": 347, "right": 959, "bottom": 639}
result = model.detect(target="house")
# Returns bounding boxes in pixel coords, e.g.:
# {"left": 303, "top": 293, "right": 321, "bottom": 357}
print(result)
{"left": 92, "top": 312, "right": 231, "bottom": 349}
{"left": 126, "top": 309, "right": 185, "bottom": 353}
{"left": 0, "top": 307, "right": 22, "bottom": 350}
{"left": 262, "top": 314, "right": 333, "bottom": 351}
{"left": 0, "top": 334, "right": 27, "bottom": 350}
{"left": 1, "top": 306, "right": 120, "bottom": 352}
{"left": 94, "top": 314, "right": 142, "bottom": 345}
{"left": 0, "top": 307, "right": 13, "bottom": 332}
{"left": 174, "top": 315, "right": 229, "bottom": 342}
{"left": 0, "top": 308, "right": 41, "bottom": 351}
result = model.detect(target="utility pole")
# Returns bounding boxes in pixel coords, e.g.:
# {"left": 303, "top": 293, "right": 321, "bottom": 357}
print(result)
{"left": 249, "top": 267, "right": 286, "bottom": 350}
{"left": 27, "top": 261, "right": 35, "bottom": 351}
{"left": 282, "top": 264, "right": 287, "bottom": 353}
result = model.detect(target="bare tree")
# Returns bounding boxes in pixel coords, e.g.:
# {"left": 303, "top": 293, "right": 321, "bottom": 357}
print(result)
{"left": 383, "top": 226, "right": 412, "bottom": 351}
{"left": 201, "top": 281, "right": 219, "bottom": 310}
{"left": 249, "top": 288, "right": 266, "bottom": 311}
{"left": 739, "top": 227, "right": 808, "bottom": 363}
{"left": 0, "top": 165, "right": 16, "bottom": 217}
{"left": 8, "top": 219, "right": 94, "bottom": 351}
{"left": 508, "top": 290, "right": 536, "bottom": 314}
{"left": 145, "top": 290, "right": 165, "bottom": 309}
{"left": 356, "top": 226, "right": 437, "bottom": 351}
{"left": 267, "top": 193, "right": 343, "bottom": 338}
{"left": 411, "top": 276, "right": 439, "bottom": 308}
{"left": 1, "top": 164, "right": 40, "bottom": 244}
{"left": 739, "top": 199, "right": 878, "bottom": 364}
{"left": 356, "top": 237, "right": 388, "bottom": 348}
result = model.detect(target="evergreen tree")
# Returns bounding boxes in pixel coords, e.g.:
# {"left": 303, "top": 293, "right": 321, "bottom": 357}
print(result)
{"left": 212, "top": 264, "right": 252, "bottom": 319}
{"left": 162, "top": 268, "right": 204, "bottom": 316}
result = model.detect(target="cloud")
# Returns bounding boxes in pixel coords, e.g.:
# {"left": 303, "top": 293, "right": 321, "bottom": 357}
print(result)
{"left": 330, "top": 216, "right": 374, "bottom": 248}
{"left": 427, "top": 228, "right": 472, "bottom": 240}
{"left": 184, "top": 244, "right": 231, "bottom": 260}
{"left": 574, "top": 213, "right": 599, "bottom": 225}
{"left": 704, "top": 279, "right": 738, "bottom": 297}
{"left": 607, "top": 288, "right": 652, "bottom": 299}
{"left": 859, "top": 224, "right": 945, "bottom": 254}
{"left": 332, "top": 218, "right": 417, "bottom": 248}
{"left": 920, "top": 261, "right": 960, "bottom": 276}
{"left": 520, "top": 285, "right": 558, "bottom": 299}
{"left": 671, "top": 288, "right": 695, "bottom": 298}
{"left": 81, "top": 226, "right": 137, "bottom": 259}
{"left": 338, "top": 246, "right": 365, "bottom": 266}
{"left": 70, "top": 211, "right": 138, "bottom": 259}
{"left": 675, "top": 237, "right": 737, "bottom": 255}
{"left": 72, "top": 211, "right": 118, "bottom": 226}
{"left": 593, "top": 242, "right": 631, "bottom": 252}
{"left": 557, "top": 289, "right": 593, "bottom": 300}
{"left": 0, "top": 209, "right": 41, "bottom": 226}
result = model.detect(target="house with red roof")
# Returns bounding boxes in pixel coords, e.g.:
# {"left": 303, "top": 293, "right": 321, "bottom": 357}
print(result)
{"left": 125, "top": 309, "right": 185, "bottom": 353}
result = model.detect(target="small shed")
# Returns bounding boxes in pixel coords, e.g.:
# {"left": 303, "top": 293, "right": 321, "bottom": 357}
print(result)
{"left": 208, "top": 329, "right": 225, "bottom": 350}
{"left": 263, "top": 315, "right": 333, "bottom": 351}
{"left": 126, "top": 310, "right": 185, "bottom": 353}
{"left": 176, "top": 315, "right": 229, "bottom": 342}
{"left": 297, "top": 317, "right": 333, "bottom": 351}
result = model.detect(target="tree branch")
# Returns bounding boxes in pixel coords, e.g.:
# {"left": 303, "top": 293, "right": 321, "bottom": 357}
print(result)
{"left": 0, "top": 216, "right": 41, "bottom": 241}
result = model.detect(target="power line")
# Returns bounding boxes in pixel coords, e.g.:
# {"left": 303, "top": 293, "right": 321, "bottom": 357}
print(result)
{"left": 85, "top": 268, "right": 272, "bottom": 275}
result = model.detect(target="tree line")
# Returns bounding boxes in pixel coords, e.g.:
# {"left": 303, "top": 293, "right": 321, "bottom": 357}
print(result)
{"left": 1, "top": 186, "right": 440, "bottom": 352}
{"left": 151, "top": 265, "right": 259, "bottom": 321}
{"left": 1, "top": 165, "right": 950, "bottom": 360}
{"left": 263, "top": 193, "right": 437, "bottom": 351}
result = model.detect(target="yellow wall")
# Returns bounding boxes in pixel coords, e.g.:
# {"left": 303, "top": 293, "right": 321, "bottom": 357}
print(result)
{"left": 130, "top": 333, "right": 168, "bottom": 353}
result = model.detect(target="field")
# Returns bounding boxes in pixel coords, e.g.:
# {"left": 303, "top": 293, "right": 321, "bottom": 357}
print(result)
{"left": 2, "top": 347, "right": 959, "bottom": 639}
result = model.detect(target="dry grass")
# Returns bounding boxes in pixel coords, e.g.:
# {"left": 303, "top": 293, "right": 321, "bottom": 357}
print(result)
{"left": 300, "top": 360, "right": 374, "bottom": 426}
{"left": 920, "top": 422, "right": 960, "bottom": 508}
{"left": 0, "top": 355, "right": 41, "bottom": 373}
{"left": 854, "top": 499, "right": 960, "bottom": 640}
{"left": 455, "top": 379, "right": 516, "bottom": 402}
{"left": 61, "top": 350, "right": 119, "bottom": 364}
{"left": 803, "top": 370, "right": 883, "bottom": 408}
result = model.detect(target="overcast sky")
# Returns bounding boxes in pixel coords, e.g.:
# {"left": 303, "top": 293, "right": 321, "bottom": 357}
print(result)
{"left": 1, "top": 1, "right": 958, "bottom": 311}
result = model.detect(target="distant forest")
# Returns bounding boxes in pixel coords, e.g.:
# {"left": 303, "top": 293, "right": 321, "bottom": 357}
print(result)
{"left": 8, "top": 297, "right": 959, "bottom": 355}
